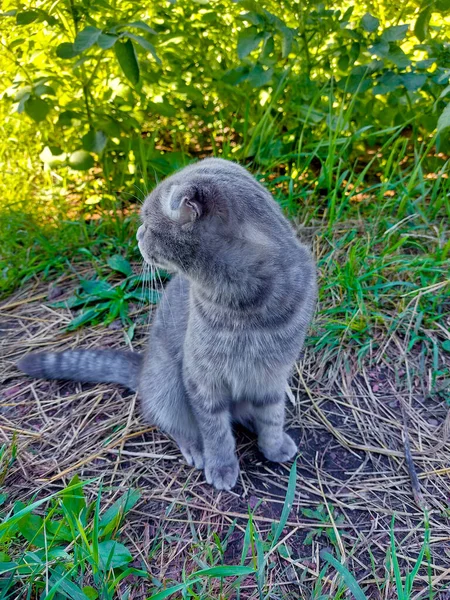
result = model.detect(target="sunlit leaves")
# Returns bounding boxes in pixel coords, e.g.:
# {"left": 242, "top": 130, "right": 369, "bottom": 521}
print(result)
{"left": 414, "top": 8, "right": 431, "bottom": 41}
{"left": 68, "top": 150, "right": 94, "bottom": 171}
{"left": 387, "top": 45, "right": 411, "bottom": 68}
{"left": 381, "top": 24, "right": 409, "bottom": 42}
{"left": 56, "top": 42, "right": 78, "bottom": 59}
{"left": 24, "top": 97, "right": 50, "bottom": 122}
{"left": 401, "top": 72, "right": 427, "bottom": 90}
{"left": 74, "top": 26, "right": 102, "bottom": 53}
{"left": 120, "top": 20, "right": 156, "bottom": 34}
{"left": 82, "top": 130, "right": 107, "bottom": 154}
{"left": 124, "top": 32, "right": 161, "bottom": 64}
{"left": 361, "top": 13, "right": 379, "bottom": 33}
{"left": 237, "top": 27, "right": 265, "bottom": 59}
{"left": 107, "top": 255, "right": 133, "bottom": 277}
{"left": 246, "top": 64, "right": 273, "bottom": 87}
{"left": 280, "top": 26, "right": 293, "bottom": 58}
{"left": 114, "top": 39, "right": 140, "bottom": 85}
{"left": 437, "top": 102, "right": 450, "bottom": 134}
{"left": 435, "top": 0, "right": 450, "bottom": 11}
{"left": 40, "top": 146, "right": 66, "bottom": 166}
{"left": 16, "top": 10, "right": 39, "bottom": 25}
{"left": 97, "top": 33, "right": 117, "bottom": 49}
{"left": 98, "top": 540, "right": 132, "bottom": 570}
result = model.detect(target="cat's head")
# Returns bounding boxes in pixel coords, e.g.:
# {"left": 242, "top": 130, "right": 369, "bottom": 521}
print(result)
{"left": 138, "top": 158, "right": 257, "bottom": 274}
{"left": 137, "top": 157, "right": 289, "bottom": 282}
{"left": 139, "top": 177, "right": 218, "bottom": 273}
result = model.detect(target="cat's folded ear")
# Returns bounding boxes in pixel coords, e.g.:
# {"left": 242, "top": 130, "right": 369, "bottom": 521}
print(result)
{"left": 165, "top": 184, "right": 203, "bottom": 225}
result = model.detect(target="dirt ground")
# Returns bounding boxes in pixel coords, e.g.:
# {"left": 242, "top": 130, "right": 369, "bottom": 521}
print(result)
{"left": 1, "top": 267, "right": 450, "bottom": 598}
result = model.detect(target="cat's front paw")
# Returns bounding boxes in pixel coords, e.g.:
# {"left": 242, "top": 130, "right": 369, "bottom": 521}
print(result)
{"left": 260, "top": 432, "right": 297, "bottom": 463}
{"left": 178, "top": 440, "right": 204, "bottom": 470}
{"left": 205, "top": 459, "right": 239, "bottom": 491}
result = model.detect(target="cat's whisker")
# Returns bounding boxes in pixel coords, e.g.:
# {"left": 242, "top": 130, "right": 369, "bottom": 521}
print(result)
{"left": 133, "top": 183, "right": 147, "bottom": 204}
{"left": 138, "top": 261, "right": 148, "bottom": 312}
{"left": 150, "top": 261, "right": 160, "bottom": 329}
{"left": 156, "top": 266, "right": 176, "bottom": 328}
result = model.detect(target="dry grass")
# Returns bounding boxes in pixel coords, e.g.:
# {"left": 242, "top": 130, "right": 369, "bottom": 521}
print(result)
{"left": 1, "top": 259, "right": 450, "bottom": 598}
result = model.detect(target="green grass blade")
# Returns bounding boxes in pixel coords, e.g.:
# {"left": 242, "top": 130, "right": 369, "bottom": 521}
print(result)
{"left": 192, "top": 565, "right": 255, "bottom": 577}
{"left": 146, "top": 578, "right": 201, "bottom": 600}
{"left": 320, "top": 550, "right": 368, "bottom": 600}
{"left": 270, "top": 458, "right": 297, "bottom": 549}
{"left": 390, "top": 516, "right": 404, "bottom": 600}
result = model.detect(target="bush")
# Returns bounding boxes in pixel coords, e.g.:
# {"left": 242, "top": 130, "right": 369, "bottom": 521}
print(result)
{"left": 1, "top": 0, "right": 450, "bottom": 188}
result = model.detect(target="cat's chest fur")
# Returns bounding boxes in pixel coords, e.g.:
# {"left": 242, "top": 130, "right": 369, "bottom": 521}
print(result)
{"left": 183, "top": 290, "right": 301, "bottom": 398}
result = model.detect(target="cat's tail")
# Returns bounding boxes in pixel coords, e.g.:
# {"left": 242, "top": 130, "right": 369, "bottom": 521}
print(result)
{"left": 17, "top": 350, "right": 143, "bottom": 391}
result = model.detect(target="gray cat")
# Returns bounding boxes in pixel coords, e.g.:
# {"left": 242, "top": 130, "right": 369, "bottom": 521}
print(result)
{"left": 18, "top": 158, "right": 317, "bottom": 490}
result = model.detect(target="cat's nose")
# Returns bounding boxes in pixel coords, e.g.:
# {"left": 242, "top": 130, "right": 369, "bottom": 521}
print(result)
{"left": 136, "top": 224, "right": 146, "bottom": 241}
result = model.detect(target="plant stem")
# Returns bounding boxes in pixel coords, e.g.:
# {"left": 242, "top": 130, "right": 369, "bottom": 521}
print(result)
{"left": 68, "top": 0, "right": 93, "bottom": 128}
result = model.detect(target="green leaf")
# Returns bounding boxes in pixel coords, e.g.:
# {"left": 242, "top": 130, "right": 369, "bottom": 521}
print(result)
{"left": 147, "top": 580, "right": 202, "bottom": 600}
{"left": 372, "top": 71, "right": 402, "bottom": 94}
{"left": 98, "top": 540, "right": 132, "bottom": 570}
{"left": 246, "top": 64, "right": 273, "bottom": 87}
{"left": 24, "top": 97, "right": 50, "bottom": 122}
{"left": 401, "top": 72, "right": 427, "bottom": 91}
{"left": 46, "top": 520, "right": 73, "bottom": 542}
{"left": 82, "top": 587, "right": 98, "bottom": 600}
{"left": 62, "top": 475, "right": 86, "bottom": 519}
{"left": 370, "top": 40, "right": 389, "bottom": 58}
{"left": 279, "top": 26, "right": 293, "bottom": 58}
{"left": 16, "top": 92, "right": 30, "bottom": 114}
{"left": 127, "top": 322, "right": 136, "bottom": 341}
{"left": 48, "top": 567, "right": 92, "bottom": 600}
{"left": 271, "top": 458, "right": 297, "bottom": 549}
{"left": 16, "top": 10, "right": 39, "bottom": 25}
{"left": 68, "top": 150, "right": 94, "bottom": 171}
{"left": 97, "top": 33, "right": 117, "bottom": 49}
{"left": 0, "top": 561, "right": 18, "bottom": 578}
{"left": 239, "top": 0, "right": 264, "bottom": 14}
{"left": 387, "top": 45, "right": 411, "bottom": 68}
{"left": 442, "top": 340, "right": 450, "bottom": 352}
{"left": 67, "top": 308, "right": 100, "bottom": 330}
{"left": 381, "top": 24, "right": 409, "bottom": 42}
{"left": 99, "top": 489, "right": 141, "bottom": 535}
{"left": 74, "top": 26, "right": 102, "bottom": 53}
{"left": 80, "top": 279, "right": 112, "bottom": 295}
{"left": 115, "top": 39, "right": 140, "bottom": 85}
{"left": 361, "top": 13, "right": 379, "bottom": 33}
{"left": 125, "top": 289, "right": 161, "bottom": 304}
{"left": 193, "top": 565, "right": 255, "bottom": 577}
{"left": 277, "top": 543, "right": 291, "bottom": 559}
{"left": 107, "top": 254, "right": 133, "bottom": 276}
{"left": 82, "top": 130, "right": 107, "bottom": 153}
{"left": 147, "top": 565, "right": 255, "bottom": 600}
{"left": 18, "top": 513, "right": 46, "bottom": 546}
{"left": 56, "top": 42, "right": 78, "bottom": 59}
{"left": 436, "top": 0, "right": 450, "bottom": 11}
{"left": 437, "top": 102, "right": 450, "bottom": 134}
{"left": 124, "top": 33, "right": 161, "bottom": 64}
{"left": 414, "top": 7, "right": 431, "bottom": 42}
{"left": 237, "top": 27, "right": 264, "bottom": 59}
{"left": 121, "top": 20, "right": 157, "bottom": 34}
{"left": 320, "top": 551, "right": 368, "bottom": 600}
{"left": 147, "top": 100, "right": 177, "bottom": 117}
{"left": 34, "top": 84, "right": 55, "bottom": 97}
{"left": 58, "top": 110, "right": 79, "bottom": 126}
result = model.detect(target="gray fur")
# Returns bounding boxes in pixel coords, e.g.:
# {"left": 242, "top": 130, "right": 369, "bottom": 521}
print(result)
{"left": 17, "top": 158, "right": 317, "bottom": 491}
{"left": 17, "top": 350, "right": 142, "bottom": 390}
